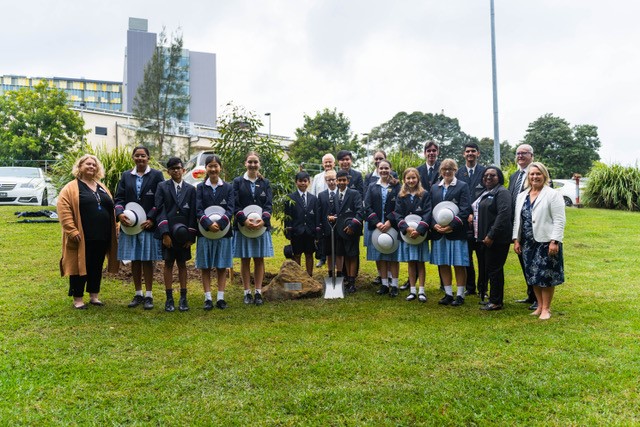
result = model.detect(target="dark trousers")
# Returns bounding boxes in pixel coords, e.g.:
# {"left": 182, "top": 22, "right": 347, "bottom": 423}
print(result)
{"left": 517, "top": 252, "right": 536, "bottom": 302}
{"left": 465, "top": 238, "right": 479, "bottom": 293}
{"left": 68, "top": 240, "right": 108, "bottom": 297}
{"left": 477, "top": 242, "right": 510, "bottom": 305}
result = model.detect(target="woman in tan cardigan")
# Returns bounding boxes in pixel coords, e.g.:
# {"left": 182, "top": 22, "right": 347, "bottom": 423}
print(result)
{"left": 58, "top": 154, "right": 118, "bottom": 309}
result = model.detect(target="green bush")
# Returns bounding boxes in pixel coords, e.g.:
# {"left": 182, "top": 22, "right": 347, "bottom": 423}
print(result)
{"left": 584, "top": 162, "right": 640, "bottom": 211}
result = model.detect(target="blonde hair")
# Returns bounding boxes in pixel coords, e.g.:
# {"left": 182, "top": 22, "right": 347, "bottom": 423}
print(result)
{"left": 525, "top": 162, "right": 551, "bottom": 188}
{"left": 399, "top": 167, "right": 425, "bottom": 198}
{"left": 439, "top": 158, "right": 458, "bottom": 174}
{"left": 72, "top": 154, "right": 105, "bottom": 180}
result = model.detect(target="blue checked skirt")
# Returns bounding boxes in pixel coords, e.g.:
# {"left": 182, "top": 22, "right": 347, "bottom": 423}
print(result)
{"left": 429, "top": 238, "right": 469, "bottom": 266}
{"left": 233, "top": 231, "right": 274, "bottom": 259}
{"left": 365, "top": 228, "right": 400, "bottom": 261}
{"left": 397, "top": 239, "right": 430, "bottom": 262}
{"left": 195, "top": 236, "right": 234, "bottom": 269}
{"left": 117, "top": 230, "right": 162, "bottom": 261}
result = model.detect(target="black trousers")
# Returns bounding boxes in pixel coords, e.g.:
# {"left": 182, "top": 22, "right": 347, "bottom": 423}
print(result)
{"left": 68, "top": 240, "right": 109, "bottom": 297}
{"left": 477, "top": 242, "right": 510, "bottom": 305}
{"left": 465, "top": 238, "right": 480, "bottom": 293}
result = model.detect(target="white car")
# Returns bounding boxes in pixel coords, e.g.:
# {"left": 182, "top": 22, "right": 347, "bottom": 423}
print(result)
{"left": 554, "top": 178, "right": 588, "bottom": 206}
{"left": 183, "top": 150, "right": 215, "bottom": 185}
{"left": 0, "top": 167, "right": 56, "bottom": 206}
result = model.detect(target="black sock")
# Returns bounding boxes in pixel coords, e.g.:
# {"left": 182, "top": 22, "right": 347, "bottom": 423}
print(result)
{"left": 180, "top": 289, "right": 187, "bottom": 297}
{"left": 166, "top": 290, "right": 173, "bottom": 299}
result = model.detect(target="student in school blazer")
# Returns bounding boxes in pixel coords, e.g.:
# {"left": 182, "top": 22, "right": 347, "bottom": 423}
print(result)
{"left": 284, "top": 191, "right": 320, "bottom": 240}
{"left": 114, "top": 168, "right": 164, "bottom": 227}
{"left": 155, "top": 179, "right": 198, "bottom": 243}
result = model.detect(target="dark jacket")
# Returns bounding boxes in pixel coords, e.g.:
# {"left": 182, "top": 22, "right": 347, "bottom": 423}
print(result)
{"left": 317, "top": 189, "right": 337, "bottom": 237}
{"left": 364, "top": 181, "right": 401, "bottom": 231}
{"left": 429, "top": 179, "right": 471, "bottom": 241}
{"left": 154, "top": 179, "right": 197, "bottom": 242}
{"left": 318, "top": 187, "right": 363, "bottom": 238}
{"left": 474, "top": 185, "right": 512, "bottom": 244}
{"left": 417, "top": 161, "right": 441, "bottom": 191}
{"left": 344, "top": 168, "right": 364, "bottom": 198}
{"left": 232, "top": 175, "right": 273, "bottom": 230}
{"left": 284, "top": 192, "right": 320, "bottom": 239}
{"left": 394, "top": 191, "right": 431, "bottom": 237}
{"left": 114, "top": 168, "right": 164, "bottom": 228}
{"left": 196, "top": 179, "right": 235, "bottom": 238}
{"left": 456, "top": 164, "right": 487, "bottom": 201}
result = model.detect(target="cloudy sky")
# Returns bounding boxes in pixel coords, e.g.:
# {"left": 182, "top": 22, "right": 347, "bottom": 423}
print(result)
{"left": 2, "top": 0, "right": 638, "bottom": 164}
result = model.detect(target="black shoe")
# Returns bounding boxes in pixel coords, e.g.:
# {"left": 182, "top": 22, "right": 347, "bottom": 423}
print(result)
{"left": 406, "top": 293, "right": 417, "bottom": 301}
{"left": 376, "top": 285, "right": 390, "bottom": 295}
{"left": 254, "top": 293, "right": 264, "bottom": 306}
{"left": 399, "top": 280, "right": 410, "bottom": 291}
{"left": 128, "top": 295, "right": 144, "bottom": 308}
{"left": 316, "top": 259, "right": 325, "bottom": 267}
{"left": 143, "top": 296, "right": 154, "bottom": 310}
{"left": 516, "top": 298, "right": 535, "bottom": 304}
{"left": 178, "top": 296, "right": 189, "bottom": 312}
{"left": 203, "top": 299, "right": 214, "bottom": 311}
{"left": 438, "top": 294, "right": 454, "bottom": 305}
{"left": 418, "top": 293, "right": 427, "bottom": 303}
{"left": 346, "top": 284, "right": 357, "bottom": 294}
{"left": 528, "top": 301, "right": 538, "bottom": 311}
{"left": 216, "top": 299, "right": 227, "bottom": 309}
{"left": 165, "top": 299, "right": 175, "bottom": 312}
{"left": 451, "top": 296, "right": 465, "bottom": 306}
{"left": 481, "top": 303, "right": 503, "bottom": 311}
{"left": 372, "top": 276, "right": 382, "bottom": 286}
{"left": 464, "top": 290, "right": 477, "bottom": 296}
{"left": 243, "top": 293, "right": 254, "bottom": 305}
{"left": 389, "top": 286, "right": 399, "bottom": 297}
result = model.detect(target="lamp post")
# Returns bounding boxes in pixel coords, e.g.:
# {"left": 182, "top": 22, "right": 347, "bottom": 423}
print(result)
{"left": 362, "top": 133, "right": 370, "bottom": 168}
{"left": 264, "top": 112, "right": 272, "bottom": 139}
{"left": 490, "top": 0, "right": 501, "bottom": 165}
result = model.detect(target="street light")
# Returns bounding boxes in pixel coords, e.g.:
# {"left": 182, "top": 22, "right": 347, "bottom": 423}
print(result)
{"left": 490, "top": 0, "right": 501, "bottom": 165}
{"left": 362, "top": 133, "right": 370, "bottom": 166}
{"left": 264, "top": 112, "right": 271, "bottom": 139}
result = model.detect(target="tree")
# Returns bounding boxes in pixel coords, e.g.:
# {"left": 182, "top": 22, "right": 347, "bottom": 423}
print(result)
{"left": 0, "top": 81, "right": 86, "bottom": 161}
{"left": 477, "top": 137, "right": 515, "bottom": 167}
{"left": 133, "top": 28, "right": 190, "bottom": 159}
{"left": 522, "top": 114, "right": 601, "bottom": 178}
{"left": 289, "top": 108, "right": 363, "bottom": 167}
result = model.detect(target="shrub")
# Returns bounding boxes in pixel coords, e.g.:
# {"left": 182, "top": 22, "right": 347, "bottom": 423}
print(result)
{"left": 584, "top": 162, "right": 640, "bottom": 211}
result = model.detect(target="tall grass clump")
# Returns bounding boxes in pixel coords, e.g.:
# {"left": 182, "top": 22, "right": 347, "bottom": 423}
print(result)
{"left": 584, "top": 161, "right": 640, "bottom": 211}
{"left": 385, "top": 150, "right": 422, "bottom": 178}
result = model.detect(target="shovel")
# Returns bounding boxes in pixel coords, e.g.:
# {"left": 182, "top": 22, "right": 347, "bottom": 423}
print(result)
{"left": 324, "top": 221, "right": 344, "bottom": 299}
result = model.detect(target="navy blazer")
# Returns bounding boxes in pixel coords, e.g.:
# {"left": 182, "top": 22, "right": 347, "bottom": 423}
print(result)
{"left": 114, "top": 168, "right": 164, "bottom": 226}
{"left": 417, "top": 161, "right": 441, "bottom": 191}
{"left": 232, "top": 176, "right": 273, "bottom": 230}
{"left": 318, "top": 188, "right": 363, "bottom": 237}
{"left": 456, "top": 164, "right": 487, "bottom": 201}
{"left": 196, "top": 180, "right": 235, "bottom": 239}
{"left": 284, "top": 192, "right": 320, "bottom": 239}
{"left": 344, "top": 169, "right": 364, "bottom": 198}
{"left": 364, "top": 181, "right": 401, "bottom": 231}
{"left": 317, "top": 189, "right": 337, "bottom": 237}
{"left": 474, "top": 185, "right": 512, "bottom": 245}
{"left": 429, "top": 179, "right": 471, "bottom": 241}
{"left": 154, "top": 179, "right": 197, "bottom": 242}
{"left": 394, "top": 191, "right": 431, "bottom": 237}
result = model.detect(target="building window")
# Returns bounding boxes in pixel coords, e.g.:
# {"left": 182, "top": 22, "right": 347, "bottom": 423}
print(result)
{"left": 95, "top": 126, "right": 108, "bottom": 136}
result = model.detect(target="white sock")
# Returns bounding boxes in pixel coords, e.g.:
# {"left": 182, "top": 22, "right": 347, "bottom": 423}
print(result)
{"left": 145, "top": 291, "right": 152, "bottom": 298}
{"left": 444, "top": 286, "right": 453, "bottom": 296}
{"left": 419, "top": 286, "right": 425, "bottom": 294}
{"left": 244, "top": 289, "right": 251, "bottom": 295}
{"left": 391, "top": 278, "right": 398, "bottom": 287}
{"left": 255, "top": 289, "right": 262, "bottom": 295}
{"left": 217, "top": 291, "right": 224, "bottom": 301}
{"left": 410, "top": 286, "right": 417, "bottom": 294}
{"left": 204, "top": 292, "right": 212, "bottom": 301}
{"left": 135, "top": 290, "right": 143, "bottom": 296}
{"left": 457, "top": 287, "right": 465, "bottom": 297}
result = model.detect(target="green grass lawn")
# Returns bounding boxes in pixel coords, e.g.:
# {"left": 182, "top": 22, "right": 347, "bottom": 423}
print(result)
{"left": 1, "top": 206, "right": 639, "bottom": 426}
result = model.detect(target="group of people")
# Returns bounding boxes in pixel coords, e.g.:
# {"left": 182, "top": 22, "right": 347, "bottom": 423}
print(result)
{"left": 57, "top": 141, "right": 565, "bottom": 320}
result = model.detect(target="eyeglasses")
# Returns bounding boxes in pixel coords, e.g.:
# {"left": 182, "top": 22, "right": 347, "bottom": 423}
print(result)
{"left": 516, "top": 151, "right": 531, "bottom": 156}
{"left": 441, "top": 168, "right": 455, "bottom": 172}
{"left": 483, "top": 174, "right": 498, "bottom": 179}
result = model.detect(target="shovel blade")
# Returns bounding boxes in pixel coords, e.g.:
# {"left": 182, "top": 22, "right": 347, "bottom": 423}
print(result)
{"left": 323, "top": 277, "right": 344, "bottom": 299}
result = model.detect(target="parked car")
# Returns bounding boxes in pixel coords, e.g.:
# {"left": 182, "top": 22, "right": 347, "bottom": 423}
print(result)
{"left": 0, "top": 167, "right": 56, "bottom": 206}
{"left": 554, "top": 178, "right": 588, "bottom": 206}
{"left": 183, "top": 150, "right": 215, "bottom": 185}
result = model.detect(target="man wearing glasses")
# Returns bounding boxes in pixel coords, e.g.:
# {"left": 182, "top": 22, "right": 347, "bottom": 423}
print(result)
{"left": 508, "top": 144, "right": 537, "bottom": 310}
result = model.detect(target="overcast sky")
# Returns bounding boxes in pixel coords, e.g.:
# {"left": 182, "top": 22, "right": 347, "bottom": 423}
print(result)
{"left": 2, "top": 0, "right": 638, "bottom": 165}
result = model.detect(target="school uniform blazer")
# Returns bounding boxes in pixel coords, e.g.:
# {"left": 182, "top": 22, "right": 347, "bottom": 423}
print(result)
{"left": 154, "top": 180, "right": 197, "bottom": 242}
{"left": 114, "top": 168, "right": 164, "bottom": 227}
{"left": 317, "top": 189, "right": 337, "bottom": 237}
{"left": 456, "top": 164, "right": 487, "bottom": 200}
{"left": 284, "top": 192, "right": 320, "bottom": 239}
{"left": 364, "top": 181, "right": 401, "bottom": 231}
{"left": 196, "top": 180, "right": 235, "bottom": 239}
{"left": 475, "top": 185, "right": 512, "bottom": 244}
{"left": 394, "top": 192, "right": 431, "bottom": 237}
{"left": 335, "top": 188, "right": 364, "bottom": 235}
{"left": 232, "top": 176, "right": 273, "bottom": 230}
{"left": 417, "top": 161, "right": 442, "bottom": 191}
{"left": 344, "top": 169, "right": 365, "bottom": 198}
{"left": 429, "top": 178, "right": 471, "bottom": 241}
{"left": 512, "top": 185, "right": 565, "bottom": 243}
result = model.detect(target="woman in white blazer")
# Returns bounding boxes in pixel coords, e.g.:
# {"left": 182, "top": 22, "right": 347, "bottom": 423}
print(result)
{"left": 512, "top": 162, "right": 565, "bottom": 320}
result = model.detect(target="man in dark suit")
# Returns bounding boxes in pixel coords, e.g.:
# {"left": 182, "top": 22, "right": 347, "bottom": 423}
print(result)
{"left": 154, "top": 157, "right": 197, "bottom": 312}
{"left": 284, "top": 171, "right": 320, "bottom": 276}
{"left": 508, "top": 143, "right": 537, "bottom": 309}
{"left": 417, "top": 140, "right": 442, "bottom": 191}
{"left": 455, "top": 142, "right": 487, "bottom": 296}
{"left": 337, "top": 150, "right": 364, "bottom": 199}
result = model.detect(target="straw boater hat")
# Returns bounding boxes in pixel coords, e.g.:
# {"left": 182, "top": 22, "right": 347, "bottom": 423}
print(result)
{"left": 371, "top": 228, "right": 400, "bottom": 254}
{"left": 239, "top": 205, "right": 267, "bottom": 238}
{"left": 198, "top": 206, "right": 230, "bottom": 239}
{"left": 121, "top": 202, "right": 146, "bottom": 235}
{"left": 432, "top": 201, "right": 460, "bottom": 226}
{"left": 400, "top": 214, "right": 427, "bottom": 244}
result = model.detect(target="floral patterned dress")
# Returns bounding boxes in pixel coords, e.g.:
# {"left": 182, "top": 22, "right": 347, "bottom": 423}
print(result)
{"left": 521, "top": 195, "right": 564, "bottom": 287}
